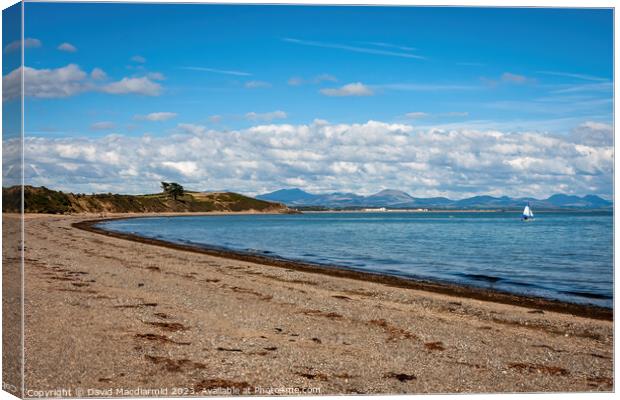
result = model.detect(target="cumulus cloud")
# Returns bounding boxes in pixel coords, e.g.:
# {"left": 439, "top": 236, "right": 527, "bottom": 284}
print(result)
{"left": 90, "top": 68, "right": 107, "bottom": 80}
{"left": 177, "top": 123, "right": 207, "bottom": 135}
{"left": 2, "top": 64, "right": 162, "bottom": 101}
{"left": 320, "top": 82, "right": 373, "bottom": 97}
{"left": 100, "top": 76, "right": 161, "bottom": 96}
{"left": 135, "top": 112, "right": 178, "bottom": 121}
{"left": 245, "top": 80, "right": 271, "bottom": 89}
{"left": 90, "top": 121, "right": 116, "bottom": 130}
{"left": 570, "top": 121, "right": 613, "bottom": 146}
{"left": 4, "top": 38, "right": 41, "bottom": 53}
{"left": 161, "top": 161, "right": 199, "bottom": 177}
{"left": 3, "top": 64, "right": 89, "bottom": 101}
{"left": 245, "top": 110, "right": 287, "bottom": 121}
{"left": 11, "top": 120, "right": 613, "bottom": 198}
{"left": 57, "top": 42, "right": 77, "bottom": 52}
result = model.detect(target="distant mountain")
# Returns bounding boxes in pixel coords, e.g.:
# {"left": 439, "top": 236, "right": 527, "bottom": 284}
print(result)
{"left": 365, "top": 189, "right": 415, "bottom": 206}
{"left": 257, "top": 188, "right": 318, "bottom": 203}
{"left": 257, "top": 188, "right": 612, "bottom": 210}
{"left": 546, "top": 194, "right": 612, "bottom": 208}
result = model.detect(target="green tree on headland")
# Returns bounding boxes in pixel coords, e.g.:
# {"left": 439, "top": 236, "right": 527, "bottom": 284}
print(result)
{"left": 161, "top": 181, "right": 185, "bottom": 201}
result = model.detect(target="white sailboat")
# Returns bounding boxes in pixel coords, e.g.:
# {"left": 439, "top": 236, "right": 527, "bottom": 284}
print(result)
{"left": 522, "top": 202, "right": 534, "bottom": 221}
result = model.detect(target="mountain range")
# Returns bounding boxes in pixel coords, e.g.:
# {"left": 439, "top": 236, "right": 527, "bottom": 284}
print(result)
{"left": 256, "top": 188, "right": 612, "bottom": 210}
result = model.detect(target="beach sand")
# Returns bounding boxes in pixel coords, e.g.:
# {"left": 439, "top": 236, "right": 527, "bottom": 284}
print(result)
{"left": 15, "top": 214, "right": 613, "bottom": 395}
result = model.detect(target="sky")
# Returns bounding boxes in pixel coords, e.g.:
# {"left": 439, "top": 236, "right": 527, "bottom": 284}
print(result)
{"left": 2, "top": 3, "right": 614, "bottom": 198}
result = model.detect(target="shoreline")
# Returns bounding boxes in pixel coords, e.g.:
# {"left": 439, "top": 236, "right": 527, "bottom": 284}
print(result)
{"left": 74, "top": 215, "right": 613, "bottom": 321}
{"left": 19, "top": 214, "right": 614, "bottom": 392}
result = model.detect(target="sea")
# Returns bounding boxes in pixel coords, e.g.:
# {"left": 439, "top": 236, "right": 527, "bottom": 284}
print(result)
{"left": 97, "top": 211, "right": 613, "bottom": 308}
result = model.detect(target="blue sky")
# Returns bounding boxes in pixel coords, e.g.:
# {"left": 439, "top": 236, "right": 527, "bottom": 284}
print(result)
{"left": 2, "top": 4, "right": 614, "bottom": 197}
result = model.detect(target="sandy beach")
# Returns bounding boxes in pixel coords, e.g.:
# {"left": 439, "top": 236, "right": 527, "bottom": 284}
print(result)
{"left": 16, "top": 213, "right": 613, "bottom": 395}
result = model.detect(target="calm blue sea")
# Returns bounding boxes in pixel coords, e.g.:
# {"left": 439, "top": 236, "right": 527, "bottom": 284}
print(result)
{"left": 98, "top": 211, "right": 613, "bottom": 307}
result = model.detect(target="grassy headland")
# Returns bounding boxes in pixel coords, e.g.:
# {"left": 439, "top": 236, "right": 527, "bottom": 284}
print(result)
{"left": 2, "top": 185, "right": 290, "bottom": 214}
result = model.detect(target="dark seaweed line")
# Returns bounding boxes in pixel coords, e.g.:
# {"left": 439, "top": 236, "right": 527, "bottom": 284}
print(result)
{"left": 73, "top": 216, "right": 613, "bottom": 321}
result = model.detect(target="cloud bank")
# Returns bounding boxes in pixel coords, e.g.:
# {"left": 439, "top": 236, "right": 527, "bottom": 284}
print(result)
{"left": 9, "top": 120, "right": 612, "bottom": 199}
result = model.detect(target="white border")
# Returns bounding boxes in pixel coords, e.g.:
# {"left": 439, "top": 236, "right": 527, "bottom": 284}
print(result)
{"left": 0, "top": 1, "right": 616, "bottom": 400}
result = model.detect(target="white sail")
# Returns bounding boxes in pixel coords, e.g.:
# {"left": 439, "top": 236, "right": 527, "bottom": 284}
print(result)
{"left": 522, "top": 205, "right": 534, "bottom": 218}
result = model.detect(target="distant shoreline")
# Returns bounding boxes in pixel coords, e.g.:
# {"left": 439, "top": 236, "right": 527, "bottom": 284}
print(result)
{"left": 74, "top": 215, "right": 612, "bottom": 321}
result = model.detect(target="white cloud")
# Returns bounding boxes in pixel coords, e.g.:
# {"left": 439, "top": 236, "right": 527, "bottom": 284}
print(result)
{"left": 131, "top": 55, "right": 146, "bottom": 63}
{"left": 135, "top": 112, "right": 178, "bottom": 122}
{"left": 2, "top": 64, "right": 163, "bottom": 101}
{"left": 570, "top": 121, "right": 613, "bottom": 146}
{"left": 101, "top": 77, "right": 161, "bottom": 96}
{"left": 57, "top": 42, "right": 77, "bottom": 52}
{"left": 161, "top": 161, "right": 199, "bottom": 177}
{"left": 177, "top": 123, "right": 207, "bottom": 135}
{"left": 245, "top": 110, "right": 287, "bottom": 121}
{"left": 209, "top": 115, "right": 222, "bottom": 123}
{"left": 90, "top": 68, "right": 106, "bottom": 80}
{"left": 3, "top": 64, "right": 89, "bottom": 101}
{"left": 14, "top": 120, "right": 613, "bottom": 198}
{"left": 147, "top": 72, "right": 165, "bottom": 81}
{"left": 90, "top": 121, "right": 116, "bottom": 130}
{"left": 245, "top": 80, "right": 271, "bottom": 89}
{"left": 405, "top": 112, "right": 429, "bottom": 119}
{"left": 4, "top": 38, "right": 41, "bottom": 54}
{"left": 320, "top": 82, "right": 373, "bottom": 97}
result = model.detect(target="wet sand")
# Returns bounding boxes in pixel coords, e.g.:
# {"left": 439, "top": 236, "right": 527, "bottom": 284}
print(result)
{"left": 19, "top": 214, "right": 613, "bottom": 395}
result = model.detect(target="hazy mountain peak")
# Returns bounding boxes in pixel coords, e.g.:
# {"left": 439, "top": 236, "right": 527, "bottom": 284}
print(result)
{"left": 257, "top": 188, "right": 611, "bottom": 209}
{"left": 370, "top": 189, "right": 412, "bottom": 198}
